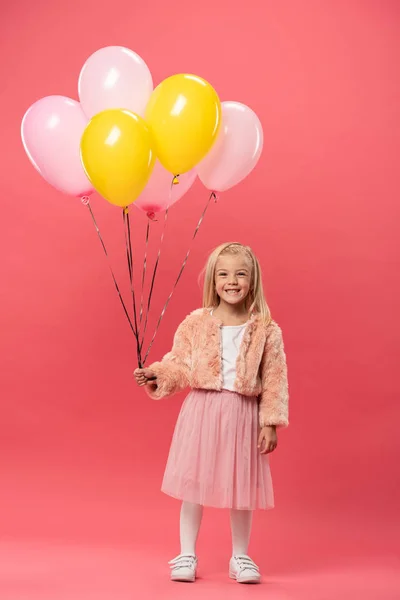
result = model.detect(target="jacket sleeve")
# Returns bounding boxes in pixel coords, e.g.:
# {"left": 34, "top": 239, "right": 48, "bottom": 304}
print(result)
{"left": 145, "top": 317, "right": 192, "bottom": 400}
{"left": 259, "top": 323, "right": 289, "bottom": 428}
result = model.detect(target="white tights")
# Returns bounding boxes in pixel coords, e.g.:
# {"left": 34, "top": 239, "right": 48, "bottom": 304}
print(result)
{"left": 179, "top": 501, "right": 253, "bottom": 556}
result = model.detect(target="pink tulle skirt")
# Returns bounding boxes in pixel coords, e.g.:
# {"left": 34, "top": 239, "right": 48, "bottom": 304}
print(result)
{"left": 161, "top": 389, "right": 274, "bottom": 510}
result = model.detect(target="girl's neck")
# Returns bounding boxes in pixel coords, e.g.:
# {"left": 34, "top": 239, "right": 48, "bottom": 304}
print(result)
{"left": 212, "top": 301, "right": 250, "bottom": 326}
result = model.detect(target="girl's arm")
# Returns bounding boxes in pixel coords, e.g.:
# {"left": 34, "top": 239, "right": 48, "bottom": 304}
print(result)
{"left": 259, "top": 323, "right": 289, "bottom": 428}
{"left": 144, "top": 317, "right": 192, "bottom": 400}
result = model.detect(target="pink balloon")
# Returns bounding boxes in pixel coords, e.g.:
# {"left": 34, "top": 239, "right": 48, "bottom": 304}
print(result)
{"left": 78, "top": 46, "right": 153, "bottom": 119}
{"left": 21, "top": 95, "right": 93, "bottom": 197}
{"left": 196, "top": 101, "right": 263, "bottom": 192}
{"left": 134, "top": 161, "right": 197, "bottom": 216}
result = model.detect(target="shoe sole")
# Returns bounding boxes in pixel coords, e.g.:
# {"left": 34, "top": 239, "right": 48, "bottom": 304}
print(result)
{"left": 229, "top": 571, "right": 260, "bottom": 584}
{"left": 171, "top": 576, "right": 196, "bottom": 582}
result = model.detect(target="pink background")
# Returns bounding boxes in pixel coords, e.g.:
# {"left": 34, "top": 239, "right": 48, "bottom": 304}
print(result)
{"left": 1, "top": 1, "right": 399, "bottom": 598}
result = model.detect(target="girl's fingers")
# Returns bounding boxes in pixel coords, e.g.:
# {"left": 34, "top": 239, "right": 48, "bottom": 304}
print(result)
{"left": 260, "top": 441, "right": 276, "bottom": 454}
{"left": 134, "top": 369, "right": 156, "bottom": 387}
{"left": 134, "top": 374, "right": 147, "bottom": 386}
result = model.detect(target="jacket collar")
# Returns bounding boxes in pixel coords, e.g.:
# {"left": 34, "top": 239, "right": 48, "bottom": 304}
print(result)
{"left": 203, "top": 307, "right": 260, "bottom": 329}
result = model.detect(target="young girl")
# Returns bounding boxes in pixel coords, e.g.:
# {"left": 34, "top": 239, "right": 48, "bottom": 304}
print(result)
{"left": 134, "top": 242, "right": 288, "bottom": 584}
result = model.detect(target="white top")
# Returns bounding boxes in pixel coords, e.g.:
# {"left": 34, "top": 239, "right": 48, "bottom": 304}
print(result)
{"left": 221, "top": 324, "right": 247, "bottom": 392}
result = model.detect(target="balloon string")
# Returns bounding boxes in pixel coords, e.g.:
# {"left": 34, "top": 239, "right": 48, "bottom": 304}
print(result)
{"left": 123, "top": 208, "right": 143, "bottom": 367}
{"left": 139, "top": 218, "right": 151, "bottom": 329}
{"left": 139, "top": 208, "right": 169, "bottom": 352}
{"left": 84, "top": 201, "right": 139, "bottom": 351}
{"left": 142, "top": 191, "right": 217, "bottom": 365}
{"left": 139, "top": 177, "right": 174, "bottom": 352}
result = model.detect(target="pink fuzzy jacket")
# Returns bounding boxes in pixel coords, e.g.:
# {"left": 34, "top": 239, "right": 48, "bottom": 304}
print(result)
{"left": 146, "top": 308, "right": 289, "bottom": 428}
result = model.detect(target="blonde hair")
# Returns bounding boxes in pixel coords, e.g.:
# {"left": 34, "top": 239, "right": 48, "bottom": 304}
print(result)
{"left": 201, "top": 242, "right": 272, "bottom": 324}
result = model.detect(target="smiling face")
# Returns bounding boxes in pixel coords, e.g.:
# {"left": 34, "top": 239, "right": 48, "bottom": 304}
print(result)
{"left": 214, "top": 253, "right": 252, "bottom": 308}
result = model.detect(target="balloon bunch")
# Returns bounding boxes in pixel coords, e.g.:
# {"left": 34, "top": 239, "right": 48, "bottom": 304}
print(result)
{"left": 21, "top": 46, "right": 263, "bottom": 366}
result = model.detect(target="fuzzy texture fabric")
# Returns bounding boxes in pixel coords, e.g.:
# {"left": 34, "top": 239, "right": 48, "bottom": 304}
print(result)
{"left": 146, "top": 308, "right": 289, "bottom": 428}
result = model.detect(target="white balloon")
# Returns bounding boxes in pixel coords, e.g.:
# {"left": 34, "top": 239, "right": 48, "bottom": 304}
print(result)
{"left": 197, "top": 101, "right": 263, "bottom": 192}
{"left": 79, "top": 46, "right": 153, "bottom": 119}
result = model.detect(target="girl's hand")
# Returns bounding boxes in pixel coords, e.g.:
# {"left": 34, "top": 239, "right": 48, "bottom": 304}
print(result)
{"left": 258, "top": 426, "right": 278, "bottom": 455}
{"left": 134, "top": 368, "right": 157, "bottom": 387}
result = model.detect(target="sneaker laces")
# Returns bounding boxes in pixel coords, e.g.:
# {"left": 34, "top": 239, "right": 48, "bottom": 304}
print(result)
{"left": 169, "top": 554, "right": 197, "bottom": 571}
{"left": 234, "top": 555, "right": 259, "bottom": 575}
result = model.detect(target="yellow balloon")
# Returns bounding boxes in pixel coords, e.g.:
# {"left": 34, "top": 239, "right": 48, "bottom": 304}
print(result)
{"left": 145, "top": 74, "right": 221, "bottom": 175}
{"left": 80, "top": 109, "right": 155, "bottom": 207}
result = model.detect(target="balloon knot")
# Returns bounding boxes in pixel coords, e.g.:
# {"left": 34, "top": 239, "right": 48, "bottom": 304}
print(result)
{"left": 147, "top": 211, "right": 157, "bottom": 221}
{"left": 123, "top": 206, "right": 129, "bottom": 215}
{"left": 81, "top": 196, "right": 90, "bottom": 206}
{"left": 172, "top": 175, "right": 180, "bottom": 185}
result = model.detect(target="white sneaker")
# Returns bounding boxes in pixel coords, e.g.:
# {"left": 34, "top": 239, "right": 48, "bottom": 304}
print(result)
{"left": 169, "top": 554, "right": 198, "bottom": 582}
{"left": 229, "top": 555, "right": 261, "bottom": 584}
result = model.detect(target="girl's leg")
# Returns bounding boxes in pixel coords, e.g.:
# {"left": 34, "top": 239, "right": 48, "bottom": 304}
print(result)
{"left": 229, "top": 509, "right": 260, "bottom": 583}
{"left": 180, "top": 501, "right": 204, "bottom": 555}
{"left": 230, "top": 509, "right": 253, "bottom": 555}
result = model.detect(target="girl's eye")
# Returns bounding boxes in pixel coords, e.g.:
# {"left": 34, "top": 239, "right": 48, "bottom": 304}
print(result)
{"left": 238, "top": 272, "right": 247, "bottom": 277}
